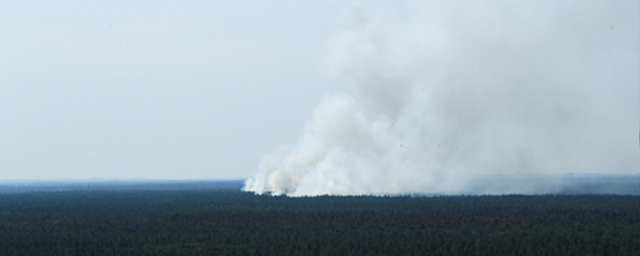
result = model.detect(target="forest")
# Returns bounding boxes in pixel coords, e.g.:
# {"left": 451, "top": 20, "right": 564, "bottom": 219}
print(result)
{"left": 0, "top": 186, "right": 638, "bottom": 255}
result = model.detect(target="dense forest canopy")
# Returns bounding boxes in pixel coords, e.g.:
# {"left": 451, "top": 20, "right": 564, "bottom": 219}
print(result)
{"left": 1, "top": 186, "right": 638, "bottom": 255}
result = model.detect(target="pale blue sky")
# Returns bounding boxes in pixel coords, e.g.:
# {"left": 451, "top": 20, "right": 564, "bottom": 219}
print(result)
{"left": 1, "top": 1, "right": 638, "bottom": 180}
{"left": 0, "top": 1, "right": 354, "bottom": 180}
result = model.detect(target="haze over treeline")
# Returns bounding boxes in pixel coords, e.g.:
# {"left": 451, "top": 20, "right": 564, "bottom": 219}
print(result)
{"left": 244, "top": 1, "right": 639, "bottom": 196}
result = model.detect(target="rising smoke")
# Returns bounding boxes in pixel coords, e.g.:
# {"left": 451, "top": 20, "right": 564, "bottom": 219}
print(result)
{"left": 244, "top": 1, "right": 639, "bottom": 196}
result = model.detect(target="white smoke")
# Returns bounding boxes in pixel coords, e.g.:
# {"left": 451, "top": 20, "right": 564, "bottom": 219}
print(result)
{"left": 244, "top": 1, "right": 639, "bottom": 196}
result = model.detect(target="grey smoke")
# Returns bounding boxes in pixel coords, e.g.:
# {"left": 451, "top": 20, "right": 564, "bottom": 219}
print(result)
{"left": 244, "top": 1, "right": 639, "bottom": 196}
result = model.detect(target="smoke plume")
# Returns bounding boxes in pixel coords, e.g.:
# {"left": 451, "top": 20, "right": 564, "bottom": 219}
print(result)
{"left": 244, "top": 1, "right": 639, "bottom": 196}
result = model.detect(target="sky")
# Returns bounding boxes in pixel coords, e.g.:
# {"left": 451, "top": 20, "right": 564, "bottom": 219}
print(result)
{"left": 1, "top": 1, "right": 638, "bottom": 183}
{"left": 1, "top": 1, "right": 351, "bottom": 180}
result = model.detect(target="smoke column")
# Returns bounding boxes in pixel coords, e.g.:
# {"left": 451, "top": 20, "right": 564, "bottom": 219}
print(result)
{"left": 244, "top": 1, "right": 639, "bottom": 196}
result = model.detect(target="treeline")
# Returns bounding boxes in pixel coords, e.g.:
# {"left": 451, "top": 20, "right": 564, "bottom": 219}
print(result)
{"left": 0, "top": 190, "right": 638, "bottom": 255}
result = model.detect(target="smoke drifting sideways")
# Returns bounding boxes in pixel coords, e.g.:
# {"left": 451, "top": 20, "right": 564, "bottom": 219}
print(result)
{"left": 244, "top": 1, "right": 639, "bottom": 196}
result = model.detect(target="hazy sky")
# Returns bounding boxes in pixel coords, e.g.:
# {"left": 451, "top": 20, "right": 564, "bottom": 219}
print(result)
{"left": 1, "top": 1, "right": 638, "bottom": 181}
{"left": 1, "top": 1, "right": 353, "bottom": 180}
